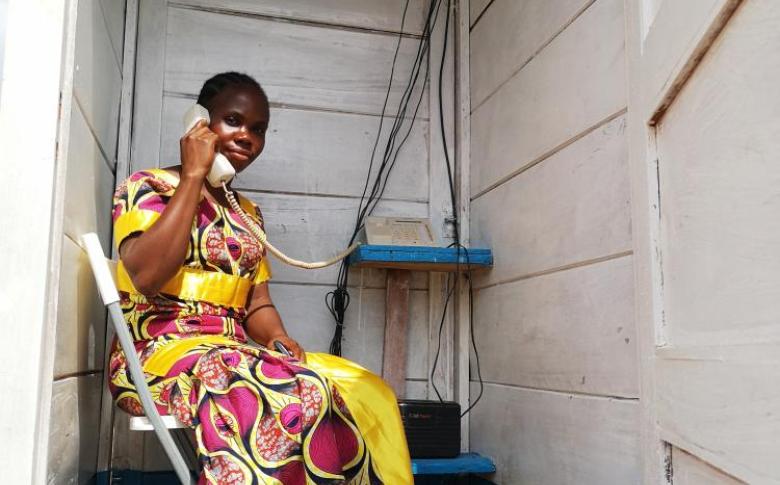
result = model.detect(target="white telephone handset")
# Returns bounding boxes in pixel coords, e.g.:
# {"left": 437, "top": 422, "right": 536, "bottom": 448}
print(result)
{"left": 182, "top": 104, "right": 236, "bottom": 187}
{"left": 180, "top": 104, "right": 359, "bottom": 269}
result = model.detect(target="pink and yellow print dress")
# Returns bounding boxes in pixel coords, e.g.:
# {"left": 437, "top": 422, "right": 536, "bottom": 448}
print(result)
{"left": 108, "top": 169, "right": 382, "bottom": 484}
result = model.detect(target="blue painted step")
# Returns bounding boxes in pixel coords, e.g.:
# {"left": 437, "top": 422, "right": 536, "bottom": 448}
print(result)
{"left": 412, "top": 453, "right": 496, "bottom": 475}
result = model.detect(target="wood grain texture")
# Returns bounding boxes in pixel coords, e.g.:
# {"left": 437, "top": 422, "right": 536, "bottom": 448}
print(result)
{"left": 46, "top": 374, "right": 103, "bottom": 484}
{"left": 641, "top": 0, "right": 741, "bottom": 123}
{"left": 54, "top": 236, "right": 107, "bottom": 379}
{"left": 242, "top": 192, "right": 428, "bottom": 285}
{"left": 656, "top": 344, "right": 780, "bottom": 483}
{"left": 470, "top": 0, "right": 625, "bottom": 196}
{"left": 470, "top": 0, "right": 592, "bottom": 109}
{"left": 472, "top": 255, "right": 637, "bottom": 398}
{"left": 469, "top": 0, "right": 493, "bottom": 27}
{"left": 672, "top": 447, "right": 746, "bottom": 485}
{"left": 159, "top": 95, "right": 429, "bottom": 201}
{"left": 173, "top": 0, "right": 428, "bottom": 34}
{"left": 73, "top": 0, "right": 123, "bottom": 166}
{"left": 164, "top": 6, "right": 429, "bottom": 117}
{"left": 624, "top": 0, "right": 670, "bottom": 481}
{"left": 130, "top": 0, "right": 167, "bottom": 171}
{"left": 470, "top": 115, "right": 630, "bottom": 287}
{"left": 99, "top": 0, "right": 126, "bottom": 66}
{"left": 382, "top": 270, "right": 411, "bottom": 396}
{"left": 657, "top": 0, "right": 780, "bottom": 347}
{"left": 271, "top": 284, "right": 430, "bottom": 379}
{"left": 64, "top": 102, "right": 115, "bottom": 250}
{"left": 469, "top": 382, "right": 640, "bottom": 484}
{"left": 343, "top": 287, "right": 430, "bottom": 380}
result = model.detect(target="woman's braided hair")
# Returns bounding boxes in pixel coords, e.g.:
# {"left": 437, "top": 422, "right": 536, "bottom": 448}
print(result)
{"left": 196, "top": 71, "right": 268, "bottom": 110}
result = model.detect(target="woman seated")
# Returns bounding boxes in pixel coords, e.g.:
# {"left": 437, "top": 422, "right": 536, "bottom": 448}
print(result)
{"left": 109, "top": 72, "right": 411, "bottom": 484}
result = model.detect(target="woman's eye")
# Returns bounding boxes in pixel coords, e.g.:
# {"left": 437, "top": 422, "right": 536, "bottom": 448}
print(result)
{"left": 225, "top": 116, "right": 240, "bottom": 126}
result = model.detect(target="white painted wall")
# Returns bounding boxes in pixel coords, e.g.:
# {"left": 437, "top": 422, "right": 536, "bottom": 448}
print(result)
{"left": 45, "top": 0, "right": 126, "bottom": 483}
{"left": 468, "top": 0, "right": 639, "bottom": 482}
{"left": 0, "top": 0, "right": 73, "bottom": 482}
{"left": 0, "top": 0, "right": 8, "bottom": 98}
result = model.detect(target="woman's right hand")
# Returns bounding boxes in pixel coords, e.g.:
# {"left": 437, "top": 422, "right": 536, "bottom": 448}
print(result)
{"left": 180, "top": 119, "right": 219, "bottom": 180}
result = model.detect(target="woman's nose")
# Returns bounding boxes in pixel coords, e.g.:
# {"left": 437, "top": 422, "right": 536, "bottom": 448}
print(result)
{"left": 234, "top": 131, "right": 252, "bottom": 150}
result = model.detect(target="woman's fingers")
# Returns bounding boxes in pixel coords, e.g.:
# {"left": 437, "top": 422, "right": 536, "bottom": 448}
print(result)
{"left": 271, "top": 336, "right": 307, "bottom": 362}
{"left": 180, "top": 119, "right": 220, "bottom": 179}
{"left": 185, "top": 118, "right": 208, "bottom": 135}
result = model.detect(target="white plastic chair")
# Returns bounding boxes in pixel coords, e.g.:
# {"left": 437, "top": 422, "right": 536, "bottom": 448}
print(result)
{"left": 82, "top": 233, "right": 196, "bottom": 485}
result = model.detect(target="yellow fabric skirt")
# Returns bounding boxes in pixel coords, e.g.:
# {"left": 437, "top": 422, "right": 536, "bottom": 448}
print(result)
{"left": 143, "top": 335, "right": 413, "bottom": 484}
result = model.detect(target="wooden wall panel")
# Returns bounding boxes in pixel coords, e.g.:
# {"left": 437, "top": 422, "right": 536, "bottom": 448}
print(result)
{"left": 470, "top": 0, "right": 592, "bottom": 109}
{"left": 73, "top": 0, "right": 123, "bottom": 166}
{"left": 99, "top": 0, "right": 126, "bottom": 65}
{"left": 174, "top": 0, "right": 428, "bottom": 34}
{"left": 63, "top": 103, "right": 115, "bottom": 250}
{"left": 469, "top": 382, "right": 640, "bottom": 484}
{"left": 657, "top": 0, "right": 780, "bottom": 346}
{"left": 672, "top": 447, "right": 746, "bottom": 485}
{"left": 656, "top": 344, "right": 780, "bottom": 483}
{"left": 473, "top": 255, "right": 637, "bottom": 398}
{"left": 470, "top": 115, "right": 630, "bottom": 287}
{"left": 164, "top": 6, "right": 429, "bottom": 117}
{"left": 468, "top": 0, "right": 636, "bottom": 480}
{"left": 469, "top": 0, "right": 493, "bottom": 27}
{"left": 244, "top": 192, "right": 428, "bottom": 285}
{"left": 54, "top": 237, "right": 106, "bottom": 379}
{"left": 46, "top": 374, "right": 103, "bottom": 484}
{"left": 159, "top": 95, "right": 429, "bottom": 201}
{"left": 470, "top": 0, "right": 625, "bottom": 196}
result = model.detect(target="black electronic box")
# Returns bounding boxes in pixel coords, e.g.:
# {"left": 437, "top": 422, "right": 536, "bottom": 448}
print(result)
{"left": 398, "top": 399, "right": 460, "bottom": 458}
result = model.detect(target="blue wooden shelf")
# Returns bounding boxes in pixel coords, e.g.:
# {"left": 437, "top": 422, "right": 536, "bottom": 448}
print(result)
{"left": 412, "top": 453, "right": 496, "bottom": 475}
{"left": 347, "top": 245, "right": 493, "bottom": 272}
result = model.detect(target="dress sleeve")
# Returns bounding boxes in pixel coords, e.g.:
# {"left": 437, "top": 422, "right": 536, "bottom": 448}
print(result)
{"left": 251, "top": 203, "right": 273, "bottom": 285}
{"left": 112, "top": 170, "right": 177, "bottom": 250}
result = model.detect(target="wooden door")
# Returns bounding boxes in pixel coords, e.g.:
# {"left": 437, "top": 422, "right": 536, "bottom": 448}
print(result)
{"left": 626, "top": 1, "right": 780, "bottom": 483}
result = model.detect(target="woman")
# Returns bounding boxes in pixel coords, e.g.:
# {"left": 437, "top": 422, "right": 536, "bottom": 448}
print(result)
{"left": 109, "top": 72, "right": 410, "bottom": 484}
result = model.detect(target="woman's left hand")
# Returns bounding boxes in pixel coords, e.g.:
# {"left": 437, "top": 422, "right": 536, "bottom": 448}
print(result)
{"left": 266, "top": 334, "right": 306, "bottom": 362}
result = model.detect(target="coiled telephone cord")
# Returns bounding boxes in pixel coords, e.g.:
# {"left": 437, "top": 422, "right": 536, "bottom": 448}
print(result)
{"left": 223, "top": 182, "right": 359, "bottom": 269}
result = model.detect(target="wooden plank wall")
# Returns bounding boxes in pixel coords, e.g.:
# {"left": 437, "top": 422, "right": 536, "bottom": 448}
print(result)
{"left": 127, "top": 0, "right": 452, "bottom": 471}
{"left": 46, "top": 0, "right": 126, "bottom": 483}
{"left": 468, "top": 0, "right": 640, "bottom": 482}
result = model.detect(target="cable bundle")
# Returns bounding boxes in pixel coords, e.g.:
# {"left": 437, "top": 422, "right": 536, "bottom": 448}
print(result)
{"left": 326, "top": 0, "right": 484, "bottom": 416}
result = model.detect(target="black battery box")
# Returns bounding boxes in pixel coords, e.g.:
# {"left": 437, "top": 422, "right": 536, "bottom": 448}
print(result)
{"left": 398, "top": 399, "right": 461, "bottom": 458}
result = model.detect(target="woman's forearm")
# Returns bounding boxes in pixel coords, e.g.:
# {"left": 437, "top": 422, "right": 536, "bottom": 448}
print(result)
{"left": 244, "top": 282, "right": 288, "bottom": 344}
{"left": 245, "top": 306, "right": 287, "bottom": 345}
{"left": 120, "top": 173, "right": 204, "bottom": 295}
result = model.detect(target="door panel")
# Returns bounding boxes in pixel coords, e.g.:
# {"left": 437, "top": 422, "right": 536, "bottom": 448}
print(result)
{"left": 628, "top": 0, "right": 780, "bottom": 482}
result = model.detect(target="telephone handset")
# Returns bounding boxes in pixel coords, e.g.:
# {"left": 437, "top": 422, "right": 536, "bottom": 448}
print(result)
{"left": 181, "top": 104, "right": 358, "bottom": 269}
{"left": 182, "top": 104, "right": 236, "bottom": 187}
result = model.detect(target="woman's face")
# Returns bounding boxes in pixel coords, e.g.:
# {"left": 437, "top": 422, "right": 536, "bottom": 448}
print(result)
{"left": 207, "top": 85, "right": 270, "bottom": 173}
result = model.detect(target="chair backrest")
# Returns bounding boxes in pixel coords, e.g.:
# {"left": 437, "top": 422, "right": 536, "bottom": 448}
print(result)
{"left": 80, "top": 232, "right": 195, "bottom": 484}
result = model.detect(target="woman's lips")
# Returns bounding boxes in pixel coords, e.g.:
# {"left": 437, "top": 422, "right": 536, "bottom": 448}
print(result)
{"left": 224, "top": 148, "right": 251, "bottom": 161}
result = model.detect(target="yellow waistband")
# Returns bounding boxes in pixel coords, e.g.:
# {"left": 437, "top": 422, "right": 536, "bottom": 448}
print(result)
{"left": 117, "top": 262, "right": 252, "bottom": 310}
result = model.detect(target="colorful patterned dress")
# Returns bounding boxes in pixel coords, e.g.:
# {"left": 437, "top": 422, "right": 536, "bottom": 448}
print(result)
{"left": 109, "top": 169, "right": 382, "bottom": 484}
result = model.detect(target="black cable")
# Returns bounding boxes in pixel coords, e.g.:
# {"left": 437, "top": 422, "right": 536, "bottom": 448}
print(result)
{"left": 428, "top": 0, "right": 484, "bottom": 416}
{"left": 328, "top": 0, "right": 442, "bottom": 355}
